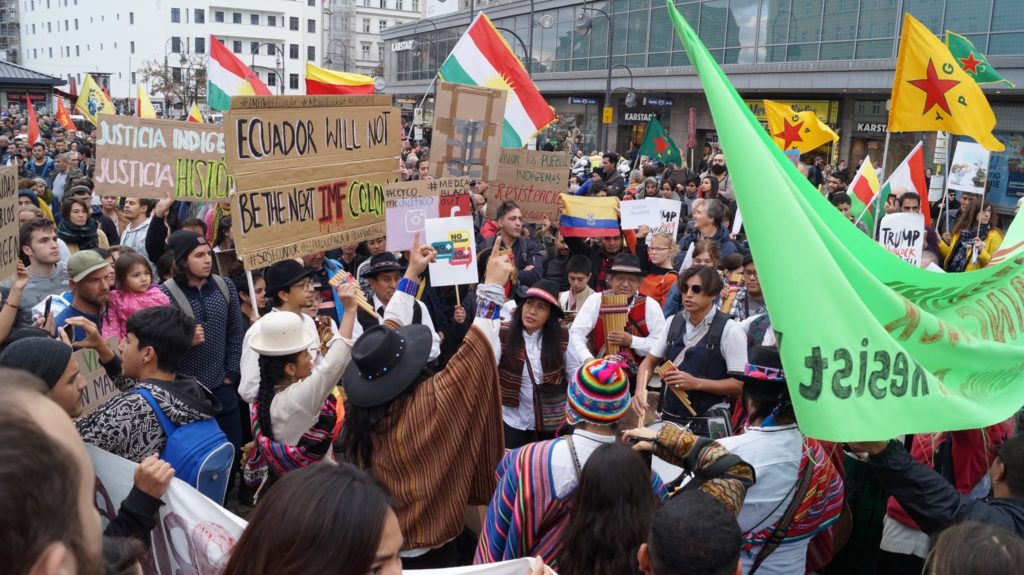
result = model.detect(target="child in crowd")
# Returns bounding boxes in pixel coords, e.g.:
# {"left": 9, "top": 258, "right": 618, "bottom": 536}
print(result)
{"left": 640, "top": 232, "right": 679, "bottom": 306}
{"left": 101, "top": 251, "right": 170, "bottom": 340}
{"left": 559, "top": 254, "right": 594, "bottom": 316}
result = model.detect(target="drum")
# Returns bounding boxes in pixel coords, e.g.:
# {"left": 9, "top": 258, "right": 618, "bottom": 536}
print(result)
{"left": 646, "top": 419, "right": 688, "bottom": 487}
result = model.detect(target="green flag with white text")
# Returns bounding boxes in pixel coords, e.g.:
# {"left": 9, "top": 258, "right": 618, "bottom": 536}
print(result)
{"left": 668, "top": 1, "right": 1024, "bottom": 441}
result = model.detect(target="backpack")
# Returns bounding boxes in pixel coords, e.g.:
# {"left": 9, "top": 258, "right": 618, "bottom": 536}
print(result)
{"left": 665, "top": 310, "right": 729, "bottom": 376}
{"left": 162, "top": 275, "right": 230, "bottom": 319}
{"left": 131, "top": 387, "right": 234, "bottom": 505}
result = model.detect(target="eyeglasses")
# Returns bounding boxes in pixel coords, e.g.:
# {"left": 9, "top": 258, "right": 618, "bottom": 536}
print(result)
{"left": 682, "top": 283, "right": 704, "bottom": 295}
{"left": 648, "top": 246, "right": 671, "bottom": 252}
{"left": 742, "top": 269, "right": 758, "bottom": 279}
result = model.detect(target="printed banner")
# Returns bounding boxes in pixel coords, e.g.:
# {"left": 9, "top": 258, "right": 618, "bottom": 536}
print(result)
{"left": 430, "top": 82, "right": 506, "bottom": 182}
{"left": 946, "top": 141, "right": 990, "bottom": 195}
{"left": 88, "top": 444, "right": 247, "bottom": 574}
{"left": 76, "top": 337, "right": 120, "bottom": 416}
{"left": 619, "top": 198, "right": 682, "bottom": 239}
{"left": 224, "top": 96, "right": 401, "bottom": 269}
{"left": 487, "top": 148, "right": 571, "bottom": 223}
{"left": 93, "top": 116, "right": 234, "bottom": 201}
{"left": 877, "top": 213, "right": 925, "bottom": 266}
{"left": 383, "top": 177, "right": 473, "bottom": 252}
{"left": 425, "top": 215, "right": 478, "bottom": 286}
{"left": 0, "top": 166, "right": 17, "bottom": 281}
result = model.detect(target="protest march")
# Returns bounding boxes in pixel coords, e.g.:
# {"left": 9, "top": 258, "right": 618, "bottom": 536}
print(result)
{"left": 5, "top": 3, "right": 1024, "bottom": 575}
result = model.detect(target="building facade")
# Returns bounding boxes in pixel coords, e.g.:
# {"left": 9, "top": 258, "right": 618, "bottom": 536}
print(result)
{"left": 383, "top": 0, "right": 1024, "bottom": 211}
{"left": 17, "top": 0, "right": 322, "bottom": 116}
{"left": 324, "top": 0, "right": 425, "bottom": 78}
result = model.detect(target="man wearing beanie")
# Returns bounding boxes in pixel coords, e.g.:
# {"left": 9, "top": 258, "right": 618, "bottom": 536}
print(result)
{"left": 0, "top": 335, "right": 92, "bottom": 417}
{"left": 476, "top": 357, "right": 667, "bottom": 567}
{"left": 159, "top": 230, "right": 244, "bottom": 464}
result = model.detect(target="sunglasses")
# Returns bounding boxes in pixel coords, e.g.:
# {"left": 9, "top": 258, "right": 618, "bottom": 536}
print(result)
{"left": 682, "top": 283, "right": 704, "bottom": 295}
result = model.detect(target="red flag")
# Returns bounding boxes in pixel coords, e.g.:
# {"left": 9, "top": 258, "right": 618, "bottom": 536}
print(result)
{"left": 55, "top": 96, "right": 76, "bottom": 131}
{"left": 26, "top": 97, "right": 39, "bottom": 144}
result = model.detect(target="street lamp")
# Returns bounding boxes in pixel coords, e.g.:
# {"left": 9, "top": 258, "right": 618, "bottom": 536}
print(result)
{"left": 575, "top": 5, "right": 613, "bottom": 152}
{"left": 251, "top": 42, "right": 285, "bottom": 94}
{"left": 495, "top": 27, "right": 529, "bottom": 63}
{"left": 411, "top": 19, "right": 438, "bottom": 79}
{"left": 326, "top": 39, "right": 348, "bottom": 70}
{"left": 612, "top": 63, "right": 636, "bottom": 108}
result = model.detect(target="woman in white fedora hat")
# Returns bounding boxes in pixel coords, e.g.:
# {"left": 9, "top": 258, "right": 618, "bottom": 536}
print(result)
{"left": 244, "top": 282, "right": 359, "bottom": 498}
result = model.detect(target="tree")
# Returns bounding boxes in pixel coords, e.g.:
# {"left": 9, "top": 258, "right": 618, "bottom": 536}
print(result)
{"left": 137, "top": 53, "right": 208, "bottom": 116}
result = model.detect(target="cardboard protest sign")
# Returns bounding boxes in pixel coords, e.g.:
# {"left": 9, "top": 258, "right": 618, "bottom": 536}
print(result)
{"left": 430, "top": 82, "right": 506, "bottom": 182}
{"left": 425, "top": 215, "right": 477, "bottom": 286}
{"left": 878, "top": 212, "right": 925, "bottom": 266}
{"left": 487, "top": 148, "right": 571, "bottom": 223}
{"left": 0, "top": 166, "right": 18, "bottom": 281}
{"left": 88, "top": 444, "right": 247, "bottom": 574}
{"left": 946, "top": 141, "right": 990, "bottom": 196}
{"left": 224, "top": 95, "right": 401, "bottom": 269}
{"left": 75, "top": 337, "right": 120, "bottom": 416}
{"left": 620, "top": 198, "right": 683, "bottom": 239}
{"left": 383, "top": 177, "right": 473, "bottom": 251}
{"left": 93, "top": 116, "right": 234, "bottom": 201}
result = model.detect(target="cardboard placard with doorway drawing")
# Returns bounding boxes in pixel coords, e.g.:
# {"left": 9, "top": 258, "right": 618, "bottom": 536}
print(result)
{"left": 430, "top": 82, "right": 506, "bottom": 182}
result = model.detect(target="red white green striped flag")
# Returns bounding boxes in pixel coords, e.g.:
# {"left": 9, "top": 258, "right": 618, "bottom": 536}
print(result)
{"left": 438, "top": 13, "right": 555, "bottom": 149}
{"left": 208, "top": 35, "right": 272, "bottom": 111}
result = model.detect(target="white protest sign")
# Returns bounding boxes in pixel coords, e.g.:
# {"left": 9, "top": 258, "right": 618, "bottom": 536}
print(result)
{"left": 408, "top": 558, "right": 542, "bottom": 574}
{"left": 88, "top": 444, "right": 246, "bottom": 574}
{"left": 383, "top": 177, "right": 473, "bottom": 252}
{"left": 878, "top": 212, "right": 925, "bottom": 266}
{"left": 425, "top": 215, "right": 478, "bottom": 286}
{"left": 620, "top": 198, "right": 683, "bottom": 239}
{"left": 946, "top": 141, "right": 990, "bottom": 196}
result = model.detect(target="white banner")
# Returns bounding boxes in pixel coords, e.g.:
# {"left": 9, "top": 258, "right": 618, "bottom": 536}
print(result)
{"left": 619, "top": 198, "right": 683, "bottom": 239}
{"left": 877, "top": 212, "right": 925, "bottom": 266}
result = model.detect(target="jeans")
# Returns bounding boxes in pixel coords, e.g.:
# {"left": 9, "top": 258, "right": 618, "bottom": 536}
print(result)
{"left": 212, "top": 384, "right": 243, "bottom": 497}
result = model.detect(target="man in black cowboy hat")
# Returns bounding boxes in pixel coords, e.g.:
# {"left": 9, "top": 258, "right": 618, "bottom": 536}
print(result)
{"left": 567, "top": 252, "right": 668, "bottom": 382}
{"left": 357, "top": 252, "right": 440, "bottom": 362}
{"left": 337, "top": 237, "right": 515, "bottom": 568}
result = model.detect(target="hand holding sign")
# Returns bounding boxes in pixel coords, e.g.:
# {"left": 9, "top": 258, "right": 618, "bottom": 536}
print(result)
{"left": 135, "top": 454, "right": 176, "bottom": 499}
{"left": 406, "top": 232, "right": 438, "bottom": 281}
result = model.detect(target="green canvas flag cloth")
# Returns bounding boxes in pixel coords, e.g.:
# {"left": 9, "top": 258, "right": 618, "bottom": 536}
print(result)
{"left": 667, "top": 1, "right": 1024, "bottom": 441}
{"left": 946, "top": 31, "right": 1016, "bottom": 88}
{"left": 638, "top": 116, "right": 682, "bottom": 165}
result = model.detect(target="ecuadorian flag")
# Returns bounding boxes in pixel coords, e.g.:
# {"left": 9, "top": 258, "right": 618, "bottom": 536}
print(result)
{"left": 560, "top": 194, "right": 620, "bottom": 238}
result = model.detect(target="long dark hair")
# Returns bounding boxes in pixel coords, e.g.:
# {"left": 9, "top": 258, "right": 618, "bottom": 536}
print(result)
{"left": 221, "top": 462, "right": 396, "bottom": 575}
{"left": 557, "top": 442, "right": 658, "bottom": 575}
{"left": 503, "top": 297, "right": 563, "bottom": 373}
{"left": 953, "top": 199, "right": 1000, "bottom": 236}
{"left": 256, "top": 352, "right": 300, "bottom": 442}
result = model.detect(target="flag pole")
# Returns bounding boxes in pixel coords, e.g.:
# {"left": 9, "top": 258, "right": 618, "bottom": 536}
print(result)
{"left": 945, "top": 133, "right": 954, "bottom": 233}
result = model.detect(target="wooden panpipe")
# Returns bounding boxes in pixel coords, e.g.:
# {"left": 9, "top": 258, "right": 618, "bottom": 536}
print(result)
{"left": 328, "top": 269, "right": 380, "bottom": 320}
{"left": 656, "top": 360, "right": 697, "bottom": 416}
{"left": 600, "top": 293, "right": 629, "bottom": 355}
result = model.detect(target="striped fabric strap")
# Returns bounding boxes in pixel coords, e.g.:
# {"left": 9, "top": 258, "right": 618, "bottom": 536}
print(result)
{"left": 396, "top": 277, "right": 419, "bottom": 297}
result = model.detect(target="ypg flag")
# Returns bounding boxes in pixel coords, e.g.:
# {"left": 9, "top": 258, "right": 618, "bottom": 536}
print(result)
{"left": 638, "top": 116, "right": 682, "bottom": 164}
{"left": 763, "top": 100, "right": 838, "bottom": 153}
{"left": 889, "top": 13, "right": 1003, "bottom": 151}
{"left": 946, "top": 31, "right": 1015, "bottom": 88}
{"left": 667, "top": 0, "right": 1024, "bottom": 441}
{"left": 75, "top": 74, "right": 114, "bottom": 126}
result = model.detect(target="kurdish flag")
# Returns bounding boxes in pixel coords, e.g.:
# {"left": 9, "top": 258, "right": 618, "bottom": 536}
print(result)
{"left": 208, "top": 35, "right": 272, "bottom": 111}
{"left": 666, "top": 0, "right": 1024, "bottom": 441}
{"left": 559, "top": 194, "right": 620, "bottom": 238}
{"left": 848, "top": 154, "right": 881, "bottom": 233}
{"left": 946, "top": 31, "right": 1014, "bottom": 88}
{"left": 439, "top": 13, "right": 555, "bottom": 149}
{"left": 305, "top": 62, "right": 374, "bottom": 95}
{"left": 881, "top": 142, "right": 930, "bottom": 228}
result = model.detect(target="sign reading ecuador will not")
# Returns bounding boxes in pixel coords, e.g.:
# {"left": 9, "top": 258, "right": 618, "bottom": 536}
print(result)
{"left": 224, "top": 95, "right": 401, "bottom": 268}
{"left": 94, "top": 116, "right": 234, "bottom": 201}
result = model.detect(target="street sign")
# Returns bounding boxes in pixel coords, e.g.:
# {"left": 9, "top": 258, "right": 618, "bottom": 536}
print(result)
{"left": 602, "top": 107, "right": 612, "bottom": 124}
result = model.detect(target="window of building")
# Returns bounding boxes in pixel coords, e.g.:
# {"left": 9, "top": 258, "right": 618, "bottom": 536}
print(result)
{"left": 63, "top": 18, "right": 67, "bottom": 29}
{"left": 32, "top": 48, "right": 36, "bottom": 58}
{"left": 308, "top": 19, "right": 315, "bottom": 33}
{"left": 194, "top": 8, "right": 204, "bottom": 23}
{"left": 289, "top": 16, "right": 299, "bottom": 30}
{"left": 379, "top": 0, "right": 386, "bottom": 7}
{"left": 129, "top": 11, "right": 133, "bottom": 24}
{"left": 75, "top": 45, "right": 79, "bottom": 56}
{"left": 361, "top": 0, "right": 369, "bottom": 6}
{"left": 251, "top": 14, "right": 258, "bottom": 25}
{"left": 129, "top": 40, "right": 134, "bottom": 53}
{"left": 47, "top": 21, "right": 50, "bottom": 32}
{"left": 215, "top": 10, "right": 224, "bottom": 22}
{"left": 396, "top": 0, "right": 403, "bottom": 10}
{"left": 48, "top": 47, "right": 52, "bottom": 57}
{"left": 172, "top": 67, "right": 182, "bottom": 82}
{"left": 361, "top": 43, "right": 370, "bottom": 58}
{"left": 289, "top": 74, "right": 299, "bottom": 90}
{"left": 268, "top": 15, "right": 276, "bottom": 26}
{"left": 377, "top": 43, "right": 383, "bottom": 61}
{"left": 411, "top": 0, "right": 419, "bottom": 12}
{"left": 363, "top": 18, "right": 370, "bottom": 32}
{"left": 251, "top": 41, "right": 260, "bottom": 54}
{"left": 308, "top": 0, "right": 315, "bottom": 5}
{"left": 289, "top": 43, "right": 298, "bottom": 59}
{"left": 31, "top": 23, "right": 35, "bottom": 33}
{"left": 307, "top": 46, "right": 315, "bottom": 60}
{"left": 171, "top": 7, "right": 180, "bottom": 23}
{"left": 378, "top": 19, "right": 386, "bottom": 31}
{"left": 131, "top": 72, "right": 136, "bottom": 84}
{"left": 172, "top": 36, "right": 181, "bottom": 52}
{"left": 195, "top": 37, "right": 205, "bottom": 53}
{"left": 233, "top": 12, "right": 242, "bottom": 24}
{"left": 268, "top": 73, "right": 276, "bottom": 86}
{"left": 73, "top": 18, "right": 77, "bottom": 29}
{"left": 233, "top": 40, "right": 242, "bottom": 53}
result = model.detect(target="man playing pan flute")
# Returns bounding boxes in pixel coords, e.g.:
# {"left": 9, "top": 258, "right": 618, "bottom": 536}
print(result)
{"left": 567, "top": 253, "right": 667, "bottom": 387}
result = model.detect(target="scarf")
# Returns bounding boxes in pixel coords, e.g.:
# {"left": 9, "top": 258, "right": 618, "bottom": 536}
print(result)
{"left": 947, "top": 224, "right": 990, "bottom": 272}
{"left": 56, "top": 217, "right": 99, "bottom": 250}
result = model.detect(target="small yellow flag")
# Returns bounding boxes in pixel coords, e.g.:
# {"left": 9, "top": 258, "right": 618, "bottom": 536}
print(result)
{"left": 889, "top": 13, "right": 1003, "bottom": 152}
{"left": 763, "top": 100, "right": 838, "bottom": 153}
{"left": 137, "top": 85, "right": 157, "bottom": 119}
{"left": 75, "top": 74, "right": 114, "bottom": 126}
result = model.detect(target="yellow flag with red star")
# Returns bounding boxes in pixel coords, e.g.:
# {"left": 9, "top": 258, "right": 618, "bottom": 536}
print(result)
{"left": 889, "top": 13, "right": 1003, "bottom": 152}
{"left": 763, "top": 100, "right": 838, "bottom": 153}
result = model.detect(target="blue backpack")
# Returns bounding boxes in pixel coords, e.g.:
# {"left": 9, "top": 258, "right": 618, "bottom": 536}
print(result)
{"left": 132, "top": 388, "right": 234, "bottom": 505}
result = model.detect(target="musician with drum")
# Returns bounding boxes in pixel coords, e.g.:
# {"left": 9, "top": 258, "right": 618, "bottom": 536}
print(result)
{"left": 633, "top": 265, "right": 748, "bottom": 438}
{"left": 566, "top": 253, "right": 668, "bottom": 389}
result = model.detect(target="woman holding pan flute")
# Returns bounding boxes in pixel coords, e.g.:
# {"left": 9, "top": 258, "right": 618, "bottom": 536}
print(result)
{"left": 633, "top": 265, "right": 748, "bottom": 439}
{"left": 567, "top": 253, "right": 667, "bottom": 389}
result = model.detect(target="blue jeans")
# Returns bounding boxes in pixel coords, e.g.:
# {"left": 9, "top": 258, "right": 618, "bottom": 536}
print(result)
{"left": 212, "top": 384, "right": 242, "bottom": 497}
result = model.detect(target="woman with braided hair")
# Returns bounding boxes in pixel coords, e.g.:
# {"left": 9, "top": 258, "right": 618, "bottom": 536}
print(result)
{"left": 243, "top": 282, "right": 359, "bottom": 500}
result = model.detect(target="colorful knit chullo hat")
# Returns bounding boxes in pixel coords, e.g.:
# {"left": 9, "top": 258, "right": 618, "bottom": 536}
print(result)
{"left": 566, "top": 358, "right": 631, "bottom": 425}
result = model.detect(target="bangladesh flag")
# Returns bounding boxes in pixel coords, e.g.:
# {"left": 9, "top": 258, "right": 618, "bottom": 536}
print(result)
{"left": 638, "top": 116, "right": 682, "bottom": 165}
{"left": 667, "top": 0, "right": 1024, "bottom": 441}
{"left": 946, "top": 31, "right": 1015, "bottom": 88}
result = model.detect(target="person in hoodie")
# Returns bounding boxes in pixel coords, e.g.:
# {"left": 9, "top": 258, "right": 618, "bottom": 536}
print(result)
{"left": 76, "top": 305, "right": 222, "bottom": 462}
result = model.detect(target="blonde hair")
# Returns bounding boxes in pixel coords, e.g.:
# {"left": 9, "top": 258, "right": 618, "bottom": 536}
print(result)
{"left": 650, "top": 232, "right": 679, "bottom": 257}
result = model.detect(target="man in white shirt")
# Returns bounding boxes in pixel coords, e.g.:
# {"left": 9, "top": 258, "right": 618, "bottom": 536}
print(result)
{"left": 357, "top": 252, "right": 440, "bottom": 362}
{"left": 634, "top": 265, "right": 747, "bottom": 438}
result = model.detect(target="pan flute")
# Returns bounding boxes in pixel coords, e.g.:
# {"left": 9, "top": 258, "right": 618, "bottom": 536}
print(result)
{"left": 328, "top": 269, "right": 380, "bottom": 320}
{"left": 495, "top": 247, "right": 517, "bottom": 285}
{"left": 719, "top": 271, "right": 744, "bottom": 314}
{"left": 600, "top": 294, "right": 630, "bottom": 355}
{"left": 655, "top": 360, "right": 697, "bottom": 416}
